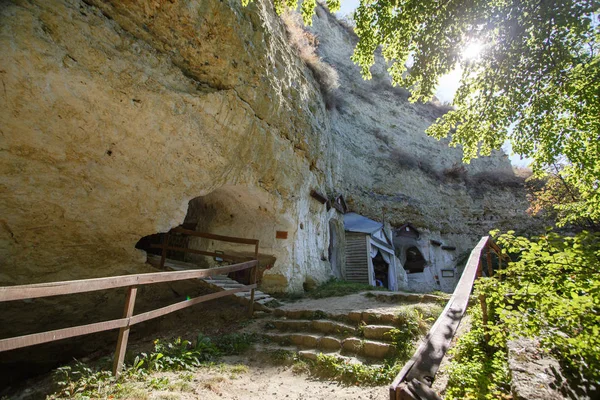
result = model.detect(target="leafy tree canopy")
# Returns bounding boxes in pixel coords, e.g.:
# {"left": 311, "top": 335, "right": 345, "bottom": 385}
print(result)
{"left": 351, "top": 0, "right": 599, "bottom": 226}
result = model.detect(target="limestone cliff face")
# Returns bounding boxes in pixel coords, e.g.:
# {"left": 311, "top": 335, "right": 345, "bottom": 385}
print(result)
{"left": 0, "top": 0, "right": 338, "bottom": 292}
{"left": 309, "top": 7, "right": 534, "bottom": 237}
{"left": 0, "top": 0, "right": 538, "bottom": 294}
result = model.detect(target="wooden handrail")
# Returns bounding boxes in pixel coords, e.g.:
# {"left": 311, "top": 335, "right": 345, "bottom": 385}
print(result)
{"left": 149, "top": 243, "right": 252, "bottom": 262}
{"left": 0, "top": 260, "right": 257, "bottom": 302}
{"left": 389, "top": 236, "right": 505, "bottom": 400}
{"left": 0, "top": 230, "right": 261, "bottom": 377}
{"left": 170, "top": 227, "right": 259, "bottom": 245}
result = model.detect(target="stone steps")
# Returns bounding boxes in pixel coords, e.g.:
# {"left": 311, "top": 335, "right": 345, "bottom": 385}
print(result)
{"left": 265, "top": 318, "right": 357, "bottom": 336}
{"left": 273, "top": 308, "right": 405, "bottom": 327}
{"left": 260, "top": 331, "right": 396, "bottom": 359}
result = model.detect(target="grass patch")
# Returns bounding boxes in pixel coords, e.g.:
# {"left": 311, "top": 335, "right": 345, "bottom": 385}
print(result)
{"left": 302, "top": 355, "right": 402, "bottom": 386}
{"left": 307, "top": 279, "right": 387, "bottom": 299}
{"left": 47, "top": 333, "right": 258, "bottom": 399}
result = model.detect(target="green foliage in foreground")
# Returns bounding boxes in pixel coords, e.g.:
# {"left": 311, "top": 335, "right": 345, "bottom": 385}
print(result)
{"left": 489, "top": 230, "right": 600, "bottom": 379}
{"left": 307, "top": 279, "right": 387, "bottom": 299}
{"left": 307, "top": 354, "right": 401, "bottom": 386}
{"left": 445, "top": 307, "right": 511, "bottom": 400}
{"left": 446, "top": 230, "right": 600, "bottom": 398}
{"left": 48, "top": 333, "right": 256, "bottom": 399}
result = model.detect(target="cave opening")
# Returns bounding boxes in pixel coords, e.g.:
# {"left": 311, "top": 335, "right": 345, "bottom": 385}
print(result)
{"left": 404, "top": 246, "right": 426, "bottom": 274}
{"left": 135, "top": 185, "right": 280, "bottom": 284}
{"left": 373, "top": 251, "right": 389, "bottom": 288}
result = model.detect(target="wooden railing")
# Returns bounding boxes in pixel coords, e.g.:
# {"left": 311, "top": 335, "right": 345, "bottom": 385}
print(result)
{"left": 389, "top": 236, "right": 510, "bottom": 400}
{"left": 0, "top": 230, "right": 260, "bottom": 377}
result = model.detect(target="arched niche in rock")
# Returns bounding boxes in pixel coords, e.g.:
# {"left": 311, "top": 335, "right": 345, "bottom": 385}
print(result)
{"left": 136, "top": 185, "right": 294, "bottom": 283}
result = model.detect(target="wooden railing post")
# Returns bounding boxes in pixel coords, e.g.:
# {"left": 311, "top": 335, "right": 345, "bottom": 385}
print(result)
{"left": 248, "top": 242, "right": 259, "bottom": 317}
{"left": 486, "top": 246, "right": 493, "bottom": 277}
{"left": 476, "top": 261, "right": 490, "bottom": 345}
{"left": 159, "top": 233, "right": 170, "bottom": 270}
{"left": 112, "top": 285, "right": 138, "bottom": 377}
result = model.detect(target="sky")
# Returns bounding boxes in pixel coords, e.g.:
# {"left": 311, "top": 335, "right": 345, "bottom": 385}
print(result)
{"left": 333, "top": 3, "right": 532, "bottom": 168}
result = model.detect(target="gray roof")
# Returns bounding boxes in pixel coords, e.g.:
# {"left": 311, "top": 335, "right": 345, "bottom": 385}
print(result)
{"left": 343, "top": 212, "right": 383, "bottom": 234}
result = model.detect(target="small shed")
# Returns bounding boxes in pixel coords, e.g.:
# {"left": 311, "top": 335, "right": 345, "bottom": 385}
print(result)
{"left": 343, "top": 213, "right": 398, "bottom": 291}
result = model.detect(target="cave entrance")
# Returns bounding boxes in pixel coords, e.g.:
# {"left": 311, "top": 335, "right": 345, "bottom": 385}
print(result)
{"left": 135, "top": 185, "right": 280, "bottom": 284}
{"left": 404, "top": 246, "right": 426, "bottom": 274}
{"left": 372, "top": 251, "right": 389, "bottom": 288}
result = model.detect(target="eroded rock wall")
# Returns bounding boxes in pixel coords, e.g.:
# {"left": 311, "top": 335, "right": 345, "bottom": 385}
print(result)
{"left": 0, "top": 0, "right": 540, "bottom": 297}
{"left": 0, "top": 0, "right": 338, "bottom": 292}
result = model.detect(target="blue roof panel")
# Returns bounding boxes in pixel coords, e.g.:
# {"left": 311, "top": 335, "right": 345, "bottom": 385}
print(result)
{"left": 343, "top": 212, "right": 383, "bottom": 234}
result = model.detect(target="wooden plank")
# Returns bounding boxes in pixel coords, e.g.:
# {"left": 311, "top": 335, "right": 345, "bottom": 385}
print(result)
{"left": 0, "top": 260, "right": 258, "bottom": 302}
{"left": 0, "top": 317, "right": 129, "bottom": 352}
{"left": 129, "top": 285, "right": 256, "bottom": 325}
{"left": 404, "top": 236, "right": 489, "bottom": 383}
{"left": 170, "top": 227, "right": 259, "bottom": 245}
{"left": 113, "top": 286, "right": 137, "bottom": 376}
{"left": 149, "top": 244, "right": 251, "bottom": 262}
{"left": 0, "top": 285, "right": 256, "bottom": 353}
{"left": 160, "top": 233, "right": 169, "bottom": 270}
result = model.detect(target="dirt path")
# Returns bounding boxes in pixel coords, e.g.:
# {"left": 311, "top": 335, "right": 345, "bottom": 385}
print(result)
{"left": 279, "top": 291, "right": 444, "bottom": 318}
{"left": 171, "top": 356, "right": 388, "bottom": 400}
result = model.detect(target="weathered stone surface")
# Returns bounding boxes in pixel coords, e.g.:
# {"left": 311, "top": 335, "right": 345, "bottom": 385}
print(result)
{"left": 507, "top": 338, "right": 568, "bottom": 400}
{"left": 341, "top": 338, "right": 362, "bottom": 353}
{"left": 318, "top": 336, "right": 342, "bottom": 350}
{"left": 361, "top": 340, "right": 395, "bottom": 359}
{"left": 363, "top": 325, "right": 395, "bottom": 341}
{"left": 272, "top": 320, "right": 311, "bottom": 332}
{"left": 311, "top": 319, "right": 355, "bottom": 335}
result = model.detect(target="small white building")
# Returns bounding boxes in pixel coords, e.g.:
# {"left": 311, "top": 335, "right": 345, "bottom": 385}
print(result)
{"left": 343, "top": 213, "right": 400, "bottom": 291}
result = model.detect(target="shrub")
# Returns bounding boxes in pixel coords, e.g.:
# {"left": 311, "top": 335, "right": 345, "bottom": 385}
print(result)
{"left": 466, "top": 170, "right": 525, "bottom": 188}
{"left": 442, "top": 164, "right": 467, "bottom": 181}
{"left": 281, "top": 11, "right": 340, "bottom": 109}
{"left": 389, "top": 148, "right": 442, "bottom": 180}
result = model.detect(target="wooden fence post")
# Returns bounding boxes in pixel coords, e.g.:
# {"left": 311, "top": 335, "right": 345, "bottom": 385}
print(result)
{"left": 476, "top": 261, "right": 490, "bottom": 345}
{"left": 486, "top": 247, "right": 493, "bottom": 277}
{"left": 159, "top": 233, "right": 170, "bottom": 270}
{"left": 112, "top": 285, "right": 138, "bottom": 376}
{"left": 248, "top": 243, "right": 259, "bottom": 317}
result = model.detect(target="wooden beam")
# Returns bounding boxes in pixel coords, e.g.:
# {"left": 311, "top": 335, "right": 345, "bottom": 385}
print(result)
{"left": 407, "top": 379, "right": 443, "bottom": 400}
{"left": 0, "top": 260, "right": 258, "bottom": 302}
{"left": 160, "top": 233, "right": 169, "bottom": 270}
{"left": 149, "top": 244, "right": 251, "bottom": 262}
{"left": 486, "top": 247, "right": 493, "bottom": 277}
{"left": 170, "top": 227, "right": 259, "bottom": 245}
{"left": 310, "top": 189, "right": 328, "bottom": 204}
{"left": 112, "top": 286, "right": 137, "bottom": 376}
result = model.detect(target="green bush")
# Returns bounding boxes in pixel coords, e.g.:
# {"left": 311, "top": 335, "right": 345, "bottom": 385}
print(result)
{"left": 446, "top": 230, "right": 600, "bottom": 398}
